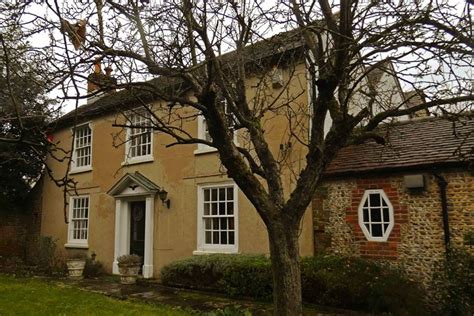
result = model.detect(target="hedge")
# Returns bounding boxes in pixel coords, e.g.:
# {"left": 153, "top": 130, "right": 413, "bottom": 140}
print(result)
{"left": 160, "top": 254, "right": 272, "bottom": 299}
{"left": 161, "top": 254, "right": 428, "bottom": 314}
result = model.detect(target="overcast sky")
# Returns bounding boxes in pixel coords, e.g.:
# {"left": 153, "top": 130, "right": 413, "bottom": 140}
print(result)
{"left": 21, "top": 0, "right": 469, "bottom": 114}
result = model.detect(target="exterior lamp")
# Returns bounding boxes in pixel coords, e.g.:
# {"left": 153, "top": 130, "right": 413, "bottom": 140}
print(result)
{"left": 159, "top": 189, "right": 170, "bottom": 209}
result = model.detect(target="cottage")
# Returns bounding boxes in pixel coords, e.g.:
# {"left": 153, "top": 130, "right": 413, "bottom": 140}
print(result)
{"left": 313, "top": 116, "right": 474, "bottom": 287}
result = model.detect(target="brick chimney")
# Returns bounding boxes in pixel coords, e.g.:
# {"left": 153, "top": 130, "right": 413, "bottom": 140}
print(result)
{"left": 87, "top": 60, "right": 117, "bottom": 103}
{"left": 404, "top": 89, "right": 429, "bottom": 118}
{"left": 105, "top": 66, "right": 112, "bottom": 77}
{"left": 87, "top": 59, "right": 103, "bottom": 94}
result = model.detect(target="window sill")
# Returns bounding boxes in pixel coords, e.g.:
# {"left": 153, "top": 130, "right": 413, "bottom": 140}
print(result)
{"left": 64, "top": 243, "right": 89, "bottom": 249}
{"left": 363, "top": 237, "right": 390, "bottom": 242}
{"left": 193, "top": 249, "right": 238, "bottom": 255}
{"left": 121, "top": 156, "right": 154, "bottom": 166}
{"left": 69, "top": 166, "right": 92, "bottom": 175}
{"left": 193, "top": 147, "right": 217, "bottom": 155}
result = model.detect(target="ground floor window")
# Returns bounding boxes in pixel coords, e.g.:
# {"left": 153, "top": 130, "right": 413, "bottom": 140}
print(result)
{"left": 197, "top": 183, "right": 238, "bottom": 253}
{"left": 67, "top": 196, "right": 90, "bottom": 246}
{"left": 358, "top": 189, "right": 394, "bottom": 242}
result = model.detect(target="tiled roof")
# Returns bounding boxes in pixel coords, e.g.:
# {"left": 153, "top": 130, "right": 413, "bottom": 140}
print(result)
{"left": 53, "top": 76, "right": 180, "bottom": 129}
{"left": 325, "top": 116, "right": 474, "bottom": 175}
{"left": 53, "top": 24, "right": 309, "bottom": 130}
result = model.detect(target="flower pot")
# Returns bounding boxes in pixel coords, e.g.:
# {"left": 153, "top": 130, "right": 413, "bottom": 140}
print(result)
{"left": 66, "top": 259, "right": 86, "bottom": 279}
{"left": 118, "top": 264, "right": 141, "bottom": 284}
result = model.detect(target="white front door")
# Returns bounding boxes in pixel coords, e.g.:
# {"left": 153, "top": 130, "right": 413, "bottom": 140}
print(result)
{"left": 113, "top": 195, "right": 155, "bottom": 278}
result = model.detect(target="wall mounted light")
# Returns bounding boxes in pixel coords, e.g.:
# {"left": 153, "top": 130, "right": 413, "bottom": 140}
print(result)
{"left": 159, "top": 188, "right": 170, "bottom": 209}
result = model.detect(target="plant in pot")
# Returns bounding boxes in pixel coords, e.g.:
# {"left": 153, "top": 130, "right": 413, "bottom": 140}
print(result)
{"left": 66, "top": 251, "right": 87, "bottom": 279}
{"left": 117, "top": 254, "right": 142, "bottom": 284}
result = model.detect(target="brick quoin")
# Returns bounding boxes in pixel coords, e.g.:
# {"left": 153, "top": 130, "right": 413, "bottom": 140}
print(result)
{"left": 348, "top": 177, "right": 408, "bottom": 259}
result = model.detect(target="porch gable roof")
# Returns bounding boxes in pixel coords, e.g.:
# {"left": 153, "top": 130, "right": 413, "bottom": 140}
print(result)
{"left": 107, "top": 171, "right": 160, "bottom": 197}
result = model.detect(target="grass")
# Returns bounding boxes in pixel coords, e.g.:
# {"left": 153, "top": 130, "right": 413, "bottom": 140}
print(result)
{"left": 0, "top": 275, "right": 191, "bottom": 315}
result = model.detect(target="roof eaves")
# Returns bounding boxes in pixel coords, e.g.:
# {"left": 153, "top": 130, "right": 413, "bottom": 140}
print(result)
{"left": 323, "top": 160, "right": 470, "bottom": 178}
{"left": 53, "top": 24, "right": 312, "bottom": 130}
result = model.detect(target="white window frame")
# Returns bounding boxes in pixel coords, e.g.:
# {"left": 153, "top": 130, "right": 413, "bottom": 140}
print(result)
{"left": 65, "top": 195, "right": 90, "bottom": 248}
{"left": 194, "top": 99, "right": 238, "bottom": 155}
{"left": 123, "top": 111, "right": 154, "bottom": 165}
{"left": 358, "top": 189, "right": 394, "bottom": 242}
{"left": 194, "top": 182, "right": 239, "bottom": 254}
{"left": 70, "top": 122, "right": 93, "bottom": 174}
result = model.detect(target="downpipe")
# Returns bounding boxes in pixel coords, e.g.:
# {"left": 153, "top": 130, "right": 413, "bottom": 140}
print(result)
{"left": 433, "top": 173, "right": 450, "bottom": 254}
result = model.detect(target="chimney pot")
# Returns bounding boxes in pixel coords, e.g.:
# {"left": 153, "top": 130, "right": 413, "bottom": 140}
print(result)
{"left": 94, "top": 60, "right": 102, "bottom": 74}
{"left": 105, "top": 66, "right": 113, "bottom": 77}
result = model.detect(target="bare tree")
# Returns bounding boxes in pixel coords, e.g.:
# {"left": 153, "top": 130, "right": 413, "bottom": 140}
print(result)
{"left": 2, "top": 0, "right": 472, "bottom": 314}
{"left": 0, "top": 7, "right": 77, "bottom": 220}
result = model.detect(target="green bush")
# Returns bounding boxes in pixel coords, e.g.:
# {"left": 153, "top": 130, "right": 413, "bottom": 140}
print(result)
{"left": 83, "top": 257, "right": 104, "bottom": 278}
{"left": 25, "top": 236, "right": 60, "bottom": 274}
{"left": 463, "top": 230, "right": 474, "bottom": 246}
{"left": 433, "top": 248, "right": 474, "bottom": 315}
{"left": 301, "top": 256, "right": 428, "bottom": 314}
{"left": 161, "top": 254, "right": 428, "bottom": 314}
{"left": 160, "top": 255, "right": 225, "bottom": 291}
{"left": 219, "top": 255, "right": 272, "bottom": 299}
{"left": 161, "top": 254, "right": 272, "bottom": 298}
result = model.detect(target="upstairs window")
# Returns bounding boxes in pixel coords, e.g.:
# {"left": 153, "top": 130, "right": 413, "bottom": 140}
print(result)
{"left": 358, "top": 189, "right": 394, "bottom": 242}
{"left": 202, "top": 117, "right": 213, "bottom": 143}
{"left": 125, "top": 112, "right": 153, "bottom": 163}
{"left": 195, "top": 99, "right": 237, "bottom": 154}
{"left": 71, "top": 124, "right": 92, "bottom": 172}
{"left": 67, "top": 196, "right": 90, "bottom": 247}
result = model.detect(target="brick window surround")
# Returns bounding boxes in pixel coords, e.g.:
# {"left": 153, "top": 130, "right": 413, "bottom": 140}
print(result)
{"left": 348, "top": 178, "right": 408, "bottom": 259}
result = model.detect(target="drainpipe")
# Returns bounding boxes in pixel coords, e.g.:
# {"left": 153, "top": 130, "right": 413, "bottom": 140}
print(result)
{"left": 433, "top": 173, "right": 450, "bottom": 254}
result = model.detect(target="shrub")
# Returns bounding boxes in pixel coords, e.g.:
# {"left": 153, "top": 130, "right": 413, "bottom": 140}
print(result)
{"left": 432, "top": 248, "right": 474, "bottom": 315}
{"left": 463, "top": 230, "right": 474, "bottom": 246}
{"left": 161, "top": 254, "right": 428, "bottom": 314}
{"left": 25, "top": 236, "right": 60, "bottom": 274}
{"left": 219, "top": 255, "right": 272, "bottom": 299}
{"left": 301, "top": 256, "right": 428, "bottom": 314}
{"left": 83, "top": 257, "right": 104, "bottom": 278}
{"left": 161, "top": 254, "right": 272, "bottom": 298}
{"left": 0, "top": 256, "right": 30, "bottom": 276}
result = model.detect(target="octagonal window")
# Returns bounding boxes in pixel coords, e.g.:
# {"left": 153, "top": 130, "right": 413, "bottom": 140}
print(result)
{"left": 358, "top": 189, "right": 394, "bottom": 242}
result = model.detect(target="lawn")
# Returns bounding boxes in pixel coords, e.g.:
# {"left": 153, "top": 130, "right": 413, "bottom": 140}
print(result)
{"left": 0, "top": 275, "right": 191, "bottom": 315}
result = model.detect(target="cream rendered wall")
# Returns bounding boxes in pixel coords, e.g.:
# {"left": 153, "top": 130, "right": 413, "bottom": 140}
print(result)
{"left": 41, "top": 61, "right": 314, "bottom": 276}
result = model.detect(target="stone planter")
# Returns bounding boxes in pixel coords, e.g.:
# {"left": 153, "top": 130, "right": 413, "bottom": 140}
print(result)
{"left": 66, "top": 259, "right": 86, "bottom": 279}
{"left": 118, "top": 264, "right": 141, "bottom": 284}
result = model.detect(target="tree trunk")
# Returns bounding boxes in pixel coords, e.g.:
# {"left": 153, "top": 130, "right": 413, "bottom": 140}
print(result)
{"left": 268, "top": 218, "right": 302, "bottom": 316}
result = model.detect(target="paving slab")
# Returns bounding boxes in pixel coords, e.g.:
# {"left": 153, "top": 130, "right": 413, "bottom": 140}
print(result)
{"left": 53, "top": 276, "right": 364, "bottom": 315}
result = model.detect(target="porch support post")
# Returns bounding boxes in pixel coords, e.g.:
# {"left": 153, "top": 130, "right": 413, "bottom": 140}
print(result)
{"left": 143, "top": 195, "right": 154, "bottom": 278}
{"left": 112, "top": 199, "right": 121, "bottom": 274}
{"left": 119, "top": 201, "right": 130, "bottom": 260}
